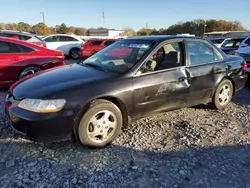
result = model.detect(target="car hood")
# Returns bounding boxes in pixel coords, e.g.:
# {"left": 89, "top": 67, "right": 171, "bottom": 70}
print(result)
{"left": 12, "top": 63, "right": 114, "bottom": 99}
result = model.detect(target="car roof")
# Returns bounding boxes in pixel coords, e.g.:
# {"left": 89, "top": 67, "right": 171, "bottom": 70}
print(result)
{"left": 0, "top": 36, "right": 45, "bottom": 49}
{"left": 0, "top": 30, "right": 36, "bottom": 36}
{"left": 124, "top": 35, "right": 203, "bottom": 42}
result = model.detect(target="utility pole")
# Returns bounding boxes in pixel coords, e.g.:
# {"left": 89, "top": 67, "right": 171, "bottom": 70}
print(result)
{"left": 102, "top": 10, "right": 105, "bottom": 28}
{"left": 204, "top": 20, "right": 207, "bottom": 36}
{"left": 40, "top": 12, "right": 45, "bottom": 35}
{"left": 40, "top": 12, "right": 45, "bottom": 24}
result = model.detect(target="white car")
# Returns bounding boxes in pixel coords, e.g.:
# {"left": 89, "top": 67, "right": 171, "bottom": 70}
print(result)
{"left": 236, "top": 36, "right": 250, "bottom": 65}
{"left": 210, "top": 38, "right": 226, "bottom": 48}
{"left": 41, "top": 34, "right": 85, "bottom": 59}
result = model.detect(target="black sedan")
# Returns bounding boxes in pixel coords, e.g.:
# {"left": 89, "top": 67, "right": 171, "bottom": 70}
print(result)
{"left": 5, "top": 36, "right": 248, "bottom": 148}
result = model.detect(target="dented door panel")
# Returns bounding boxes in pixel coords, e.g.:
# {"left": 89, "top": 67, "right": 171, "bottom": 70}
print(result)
{"left": 132, "top": 67, "right": 190, "bottom": 118}
{"left": 186, "top": 62, "right": 226, "bottom": 103}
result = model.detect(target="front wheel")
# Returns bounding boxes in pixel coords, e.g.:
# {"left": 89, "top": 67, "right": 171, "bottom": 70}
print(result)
{"left": 212, "top": 79, "right": 233, "bottom": 110}
{"left": 75, "top": 100, "right": 123, "bottom": 148}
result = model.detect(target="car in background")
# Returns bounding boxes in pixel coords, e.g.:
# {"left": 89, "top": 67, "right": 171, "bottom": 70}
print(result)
{"left": 220, "top": 37, "right": 246, "bottom": 55}
{"left": 0, "top": 30, "right": 46, "bottom": 48}
{"left": 41, "top": 34, "right": 85, "bottom": 59}
{"left": 5, "top": 36, "right": 248, "bottom": 148}
{"left": 80, "top": 39, "right": 117, "bottom": 59}
{"left": 0, "top": 37, "right": 66, "bottom": 88}
{"left": 236, "top": 36, "right": 250, "bottom": 66}
{"left": 210, "top": 38, "right": 226, "bottom": 48}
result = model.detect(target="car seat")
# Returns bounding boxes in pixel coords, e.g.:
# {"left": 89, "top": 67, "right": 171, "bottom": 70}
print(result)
{"left": 156, "top": 51, "right": 179, "bottom": 70}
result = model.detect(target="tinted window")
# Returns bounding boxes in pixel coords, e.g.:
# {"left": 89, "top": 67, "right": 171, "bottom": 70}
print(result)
{"left": 16, "top": 44, "right": 34, "bottom": 53}
{"left": 0, "top": 33, "right": 13, "bottom": 37}
{"left": 21, "top": 35, "right": 32, "bottom": 41}
{"left": 222, "top": 39, "right": 244, "bottom": 48}
{"left": 58, "top": 36, "right": 78, "bottom": 42}
{"left": 90, "top": 41, "right": 103, "bottom": 45}
{"left": 211, "top": 39, "right": 224, "bottom": 44}
{"left": 245, "top": 38, "right": 250, "bottom": 46}
{"left": 104, "top": 41, "right": 115, "bottom": 46}
{"left": 0, "top": 41, "right": 21, "bottom": 53}
{"left": 187, "top": 41, "right": 216, "bottom": 65}
{"left": 43, "top": 36, "right": 58, "bottom": 42}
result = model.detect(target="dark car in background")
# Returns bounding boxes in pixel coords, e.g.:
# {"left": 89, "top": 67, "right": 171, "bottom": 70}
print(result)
{"left": 220, "top": 37, "right": 246, "bottom": 55}
{"left": 5, "top": 36, "right": 248, "bottom": 148}
{"left": 0, "top": 37, "right": 65, "bottom": 87}
{"left": 210, "top": 37, "right": 226, "bottom": 48}
{"left": 0, "top": 30, "right": 46, "bottom": 48}
{"left": 80, "top": 38, "right": 117, "bottom": 59}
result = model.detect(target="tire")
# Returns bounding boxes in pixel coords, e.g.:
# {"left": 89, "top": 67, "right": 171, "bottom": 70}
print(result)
{"left": 18, "top": 67, "right": 42, "bottom": 80}
{"left": 75, "top": 99, "right": 123, "bottom": 148}
{"left": 69, "top": 48, "right": 80, "bottom": 59}
{"left": 212, "top": 79, "right": 233, "bottom": 110}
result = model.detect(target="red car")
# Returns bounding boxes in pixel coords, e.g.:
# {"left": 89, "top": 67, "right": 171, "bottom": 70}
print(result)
{"left": 0, "top": 37, "right": 66, "bottom": 88}
{"left": 80, "top": 39, "right": 117, "bottom": 59}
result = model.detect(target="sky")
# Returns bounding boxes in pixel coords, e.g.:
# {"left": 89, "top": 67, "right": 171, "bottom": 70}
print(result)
{"left": 1, "top": 0, "right": 250, "bottom": 30}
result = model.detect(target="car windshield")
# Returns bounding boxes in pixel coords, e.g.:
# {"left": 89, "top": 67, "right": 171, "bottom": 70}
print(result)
{"left": 79, "top": 40, "right": 155, "bottom": 73}
{"left": 221, "top": 38, "right": 244, "bottom": 48}
{"left": 211, "top": 39, "right": 225, "bottom": 44}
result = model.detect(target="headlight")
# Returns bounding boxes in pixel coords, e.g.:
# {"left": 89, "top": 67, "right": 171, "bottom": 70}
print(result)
{"left": 18, "top": 98, "right": 66, "bottom": 113}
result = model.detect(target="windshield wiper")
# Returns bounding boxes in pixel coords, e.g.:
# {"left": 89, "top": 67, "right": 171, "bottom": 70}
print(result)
{"left": 83, "top": 63, "right": 106, "bottom": 71}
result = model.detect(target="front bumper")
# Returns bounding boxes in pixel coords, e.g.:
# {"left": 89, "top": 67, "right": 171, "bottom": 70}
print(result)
{"left": 5, "top": 99, "right": 75, "bottom": 142}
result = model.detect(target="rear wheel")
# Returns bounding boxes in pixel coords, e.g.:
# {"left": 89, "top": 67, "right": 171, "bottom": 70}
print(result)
{"left": 212, "top": 79, "right": 233, "bottom": 110}
{"left": 18, "top": 67, "right": 41, "bottom": 80}
{"left": 75, "top": 100, "right": 123, "bottom": 148}
{"left": 69, "top": 48, "right": 80, "bottom": 59}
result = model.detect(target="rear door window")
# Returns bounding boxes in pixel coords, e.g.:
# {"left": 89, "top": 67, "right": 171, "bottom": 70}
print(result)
{"left": 58, "top": 36, "right": 79, "bottom": 42}
{"left": 0, "top": 41, "right": 21, "bottom": 53}
{"left": 186, "top": 40, "right": 219, "bottom": 65}
{"left": 43, "top": 36, "right": 59, "bottom": 42}
{"left": 90, "top": 41, "right": 103, "bottom": 46}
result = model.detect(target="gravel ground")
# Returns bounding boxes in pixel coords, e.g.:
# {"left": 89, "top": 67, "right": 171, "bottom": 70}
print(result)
{"left": 0, "top": 86, "right": 250, "bottom": 188}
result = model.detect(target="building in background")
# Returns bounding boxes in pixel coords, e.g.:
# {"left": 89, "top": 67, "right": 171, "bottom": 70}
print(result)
{"left": 87, "top": 29, "right": 124, "bottom": 38}
{"left": 204, "top": 31, "right": 250, "bottom": 38}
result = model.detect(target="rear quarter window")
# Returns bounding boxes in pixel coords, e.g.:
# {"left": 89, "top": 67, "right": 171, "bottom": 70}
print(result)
{"left": 16, "top": 44, "right": 34, "bottom": 53}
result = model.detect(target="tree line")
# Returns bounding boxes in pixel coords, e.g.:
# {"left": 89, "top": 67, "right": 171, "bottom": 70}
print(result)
{"left": 0, "top": 19, "right": 245, "bottom": 36}
{"left": 0, "top": 22, "right": 87, "bottom": 35}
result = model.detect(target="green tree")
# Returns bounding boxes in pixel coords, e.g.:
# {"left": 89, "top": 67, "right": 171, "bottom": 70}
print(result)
{"left": 74, "top": 27, "right": 86, "bottom": 35}
{"left": 119, "top": 27, "right": 137, "bottom": 36}
{"left": 68, "top": 26, "right": 75, "bottom": 34}
{"left": 137, "top": 28, "right": 154, "bottom": 36}
{"left": 32, "top": 22, "right": 51, "bottom": 35}
{"left": 58, "top": 23, "right": 68, "bottom": 34}
{"left": 16, "top": 22, "right": 31, "bottom": 31}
